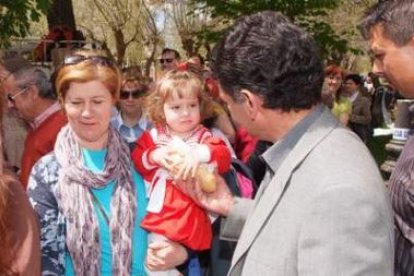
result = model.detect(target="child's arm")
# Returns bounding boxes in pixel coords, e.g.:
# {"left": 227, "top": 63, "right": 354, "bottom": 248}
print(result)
{"left": 132, "top": 131, "right": 179, "bottom": 180}
{"left": 202, "top": 136, "right": 231, "bottom": 174}
{"left": 132, "top": 131, "right": 159, "bottom": 181}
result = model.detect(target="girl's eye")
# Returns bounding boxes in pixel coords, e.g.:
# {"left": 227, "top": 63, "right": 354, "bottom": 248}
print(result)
{"left": 172, "top": 106, "right": 180, "bottom": 110}
{"left": 93, "top": 100, "right": 103, "bottom": 104}
{"left": 71, "top": 101, "right": 81, "bottom": 105}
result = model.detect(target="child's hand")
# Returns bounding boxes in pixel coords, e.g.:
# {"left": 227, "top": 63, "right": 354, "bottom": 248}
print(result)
{"left": 151, "top": 146, "right": 181, "bottom": 170}
{"left": 173, "top": 154, "right": 200, "bottom": 181}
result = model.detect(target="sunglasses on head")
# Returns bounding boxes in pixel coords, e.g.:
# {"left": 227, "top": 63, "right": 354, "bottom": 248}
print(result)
{"left": 159, "top": 58, "right": 174, "bottom": 64}
{"left": 120, "top": 89, "right": 145, "bottom": 99}
{"left": 63, "top": 54, "right": 116, "bottom": 67}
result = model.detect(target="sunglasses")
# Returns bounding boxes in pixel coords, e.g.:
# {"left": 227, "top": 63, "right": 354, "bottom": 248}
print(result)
{"left": 159, "top": 58, "right": 174, "bottom": 64}
{"left": 120, "top": 89, "right": 146, "bottom": 99}
{"left": 6, "top": 87, "right": 29, "bottom": 103}
{"left": 63, "top": 54, "right": 116, "bottom": 67}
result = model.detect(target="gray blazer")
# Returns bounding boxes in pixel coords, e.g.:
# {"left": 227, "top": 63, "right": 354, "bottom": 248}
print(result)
{"left": 222, "top": 108, "right": 394, "bottom": 276}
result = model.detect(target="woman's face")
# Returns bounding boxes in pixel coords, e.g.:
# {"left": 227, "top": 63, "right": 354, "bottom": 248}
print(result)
{"left": 324, "top": 74, "right": 342, "bottom": 95}
{"left": 64, "top": 80, "right": 115, "bottom": 150}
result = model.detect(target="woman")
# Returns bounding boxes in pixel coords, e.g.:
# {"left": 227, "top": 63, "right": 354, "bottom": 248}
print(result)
{"left": 27, "top": 50, "right": 188, "bottom": 275}
{"left": 322, "top": 64, "right": 352, "bottom": 125}
{"left": 0, "top": 89, "right": 40, "bottom": 275}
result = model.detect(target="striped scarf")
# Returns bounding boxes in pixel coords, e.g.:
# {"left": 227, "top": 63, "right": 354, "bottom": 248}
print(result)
{"left": 54, "top": 125, "right": 136, "bottom": 275}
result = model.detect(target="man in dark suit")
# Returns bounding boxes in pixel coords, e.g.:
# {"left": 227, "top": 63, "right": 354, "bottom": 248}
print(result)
{"left": 343, "top": 74, "right": 372, "bottom": 142}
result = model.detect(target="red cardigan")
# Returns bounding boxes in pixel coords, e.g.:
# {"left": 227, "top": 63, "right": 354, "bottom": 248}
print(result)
{"left": 20, "top": 110, "right": 67, "bottom": 188}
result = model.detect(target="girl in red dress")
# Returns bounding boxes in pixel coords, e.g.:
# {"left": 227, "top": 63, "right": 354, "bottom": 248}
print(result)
{"left": 132, "top": 70, "right": 231, "bottom": 274}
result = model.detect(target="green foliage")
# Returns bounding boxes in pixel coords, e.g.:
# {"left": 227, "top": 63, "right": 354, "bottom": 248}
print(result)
{"left": 0, "top": 0, "right": 51, "bottom": 48}
{"left": 190, "top": 0, "right": 356, "bottom": 59}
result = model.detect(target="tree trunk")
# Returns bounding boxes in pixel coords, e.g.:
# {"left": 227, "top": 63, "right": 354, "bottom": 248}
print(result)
{"left": 47, "top": 0, "right": 76, "bottom": 30}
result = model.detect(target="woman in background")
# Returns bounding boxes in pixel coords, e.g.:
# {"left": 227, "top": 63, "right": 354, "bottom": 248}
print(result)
{"left": 322, "top": 64, "right": 352, "bottom": 125}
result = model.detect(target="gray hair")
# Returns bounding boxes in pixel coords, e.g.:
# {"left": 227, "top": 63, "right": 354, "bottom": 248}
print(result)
{"left": 13, "top": 66, "right": 56, "bottom": 100}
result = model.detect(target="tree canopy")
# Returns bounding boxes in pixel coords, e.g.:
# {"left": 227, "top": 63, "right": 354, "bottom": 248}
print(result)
{"left": 0, "top": 0, "right": 50, "bottom": 48}
{"left": 189, "top": 0, "right": 358, "bottom": 59}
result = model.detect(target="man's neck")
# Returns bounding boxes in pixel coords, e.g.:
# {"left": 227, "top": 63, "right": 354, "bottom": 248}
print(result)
{"left": 32, "top": 99, "right": 56, "bottom": 119}
{"left": 259, "top": 106, "right": 316, "bottom": 142}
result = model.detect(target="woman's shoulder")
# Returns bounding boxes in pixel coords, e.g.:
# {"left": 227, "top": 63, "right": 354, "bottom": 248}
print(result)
{"left": 28, "top": 153, "right": 60, "bottom": 192}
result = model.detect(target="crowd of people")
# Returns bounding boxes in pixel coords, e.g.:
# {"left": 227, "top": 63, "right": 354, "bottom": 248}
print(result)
{"left": 1, "top": 0, "right": 414, "bottom": 275}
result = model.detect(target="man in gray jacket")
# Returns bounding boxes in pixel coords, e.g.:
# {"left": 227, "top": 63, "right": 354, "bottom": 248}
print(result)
{"left": 181, "top": 11, "right": 394, "bottom": 276}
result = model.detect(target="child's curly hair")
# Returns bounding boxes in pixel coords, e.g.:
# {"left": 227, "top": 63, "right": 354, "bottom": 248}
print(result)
{"left": 145, "top": 70, "right": 217, "bottom": 126}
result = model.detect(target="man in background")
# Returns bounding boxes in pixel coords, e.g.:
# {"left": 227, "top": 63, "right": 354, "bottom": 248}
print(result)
{"left": 359, "top": 1, "right": 414, "bottom": 274}
{"left": 160, "top": 47, "right": 180, "bottom": 72}
{"left": 0, "top": 57, "right": 67, "bottom": 188}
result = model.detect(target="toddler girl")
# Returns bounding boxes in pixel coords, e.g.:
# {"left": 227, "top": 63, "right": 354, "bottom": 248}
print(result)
{"left": 132, "top": 70, "right": 231, "bottom": 275}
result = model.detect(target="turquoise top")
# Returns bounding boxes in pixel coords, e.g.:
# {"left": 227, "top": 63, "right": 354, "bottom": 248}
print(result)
{"left": 65, "top": 148, "right": 148, "bottom": 276}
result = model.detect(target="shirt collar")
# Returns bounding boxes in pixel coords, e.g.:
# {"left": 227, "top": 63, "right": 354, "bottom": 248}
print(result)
{"left": 31, "top": 101, "right": 61, "bottom": 130}
{"left": 349, "top": 91, "right": 359, "bottom": 103}
{"left": 262, "top": 104, "right": 324, "bottom": 175}
{"left": 113, "top": 111, "right": 150, "bottom": 130}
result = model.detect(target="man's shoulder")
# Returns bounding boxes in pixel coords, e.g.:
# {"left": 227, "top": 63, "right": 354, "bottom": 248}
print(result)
{"left": 29, "top": 111, "right": 66, "bottom": 140}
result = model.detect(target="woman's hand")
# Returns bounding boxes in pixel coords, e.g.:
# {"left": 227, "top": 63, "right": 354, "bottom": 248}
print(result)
{"left": 146, "top": 240, "right": 188, "bottom": 271}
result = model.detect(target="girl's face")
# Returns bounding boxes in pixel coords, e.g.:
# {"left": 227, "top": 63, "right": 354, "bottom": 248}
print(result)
{"left": 163, "top": 94, "right": 201, "bottom": 138}
{"left": 64, "top": 80, "right": 114, "bottom": 150}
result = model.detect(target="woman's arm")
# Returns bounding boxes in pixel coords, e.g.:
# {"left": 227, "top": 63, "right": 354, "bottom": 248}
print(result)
{"left": 27, "top": 155, "right": 65, "bottom": 275}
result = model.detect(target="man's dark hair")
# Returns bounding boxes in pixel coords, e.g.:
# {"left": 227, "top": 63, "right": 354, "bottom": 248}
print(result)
{"left": 211, "top": 11, "right": 323, "bottom": 111}
{"left": 359, "top": 0, "right": 414, "bottom": 46}
{"left": 161, "top": 47, "right": 181, "bottom": 60}
{"left": 345, "top": 74, "right": 363, "bottom": 86}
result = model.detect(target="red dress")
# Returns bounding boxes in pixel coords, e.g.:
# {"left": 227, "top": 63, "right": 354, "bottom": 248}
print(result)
{"left": 132, "top": 125, "right": 231, "bottom": 250}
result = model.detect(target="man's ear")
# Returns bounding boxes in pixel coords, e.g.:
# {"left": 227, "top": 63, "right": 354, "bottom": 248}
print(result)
{"left": 240, "top": 89, "right": 263, "bottom": 121}
{"left": 28, "top": 84, "right": 38, "bottom": 100}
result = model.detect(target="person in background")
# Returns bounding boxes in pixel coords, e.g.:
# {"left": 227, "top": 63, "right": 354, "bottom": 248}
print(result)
{"left": 111, "top": 68, "right": 151, "bottom": 150}
{"left": 179, "top": 11, "right": 393, "bottom": 275}
{"left": 0, "top": 80, "right": 40, "bottom": 275}
{"left": 28, "top": 50, "right": 188, "bottom": 275}
{"left": 343, "top": 73, "right": 372, "bottom": 142}
{"left": 160, "top": 48, "right": 180, "bottom": 72}
{"left": 359, "top": 0, "right": 414, "bottom": 274}
{"left": 322, "top": 64, "right": 352, "bottom": 125}
{"left": 0, "top": 58, "right": 67, "bottom": 188}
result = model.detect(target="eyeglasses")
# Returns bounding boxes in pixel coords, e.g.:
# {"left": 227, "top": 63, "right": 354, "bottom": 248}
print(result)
{"left": 6, "top": 87, "right": 29, "bottom": 103}
{"left": 63, "top": 54, "right": 116, "bottom": 67}
{"left": 159, "top": 58, "right": 174, "bottom": 64}
{"left": 120, "top": 89, "right": 146, "bottom": 99}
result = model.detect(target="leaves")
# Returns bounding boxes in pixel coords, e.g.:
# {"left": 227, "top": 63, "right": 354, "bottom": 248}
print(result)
{"left": 189, "top": 0, "right": 362, "bottom": 60}
{"left": 0, "top": 0, "right": 51, "bottom": 48}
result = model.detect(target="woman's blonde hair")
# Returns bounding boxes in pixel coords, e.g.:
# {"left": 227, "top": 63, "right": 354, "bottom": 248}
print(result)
{"left": 55, "top": 49, "right": 122, "bottom": 104}
{"left": 145, "top": 70, "right": 216, "bottom": 126}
